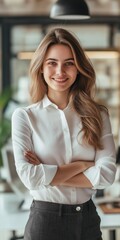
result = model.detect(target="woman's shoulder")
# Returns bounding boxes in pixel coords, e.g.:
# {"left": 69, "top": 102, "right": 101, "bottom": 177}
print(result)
{"left": 12, "top": 101, "right": 42, "bottom": 119}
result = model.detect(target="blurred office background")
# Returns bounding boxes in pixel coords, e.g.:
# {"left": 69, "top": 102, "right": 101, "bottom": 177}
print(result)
{"left": 0, "top": 0, "right": 120, "bottom": 239}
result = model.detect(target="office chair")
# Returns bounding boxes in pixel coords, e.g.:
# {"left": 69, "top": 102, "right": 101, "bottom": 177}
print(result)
{"left": 10, "top": 231, "right": 23, "bottom": 240}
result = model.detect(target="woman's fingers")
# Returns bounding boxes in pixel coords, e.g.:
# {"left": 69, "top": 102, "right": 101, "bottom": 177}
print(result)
{"left": 28, "top": 159, "right": 40, "bottom": 165}
{"left": 24, "top": 150, "right": 41, "bottom": 165}
{"left": 25, "top": 151, "right": 36, "bottom": 160}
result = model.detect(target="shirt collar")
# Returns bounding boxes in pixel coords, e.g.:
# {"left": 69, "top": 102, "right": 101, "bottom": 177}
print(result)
{"left": 42, "top": 94, "right": 73, "bottom": 111}
{"left": 42, "top": 95, "right": 58, "bottom": 109}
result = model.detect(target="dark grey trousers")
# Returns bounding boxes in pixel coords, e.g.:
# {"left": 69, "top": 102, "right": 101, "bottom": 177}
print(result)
{"left": 24, "top": 199, "right": 103, "bottom": 240}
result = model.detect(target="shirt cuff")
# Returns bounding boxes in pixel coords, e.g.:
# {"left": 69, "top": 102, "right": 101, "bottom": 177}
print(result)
{"left": 83, "top": 166, "right": 101, "bottom": 190}
{"left": 42, "top": 164, "right": 58, "bottom": 186}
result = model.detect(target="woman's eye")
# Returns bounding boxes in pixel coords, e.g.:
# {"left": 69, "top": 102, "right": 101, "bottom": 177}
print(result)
{"left": 48, "top": 62, "right": 56, "bottom": 66}
{"left": 65, "top": 62, "right": 74, "bottom": 66}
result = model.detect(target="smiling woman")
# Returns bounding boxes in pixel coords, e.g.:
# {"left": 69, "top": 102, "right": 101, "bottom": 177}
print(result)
{"left": 11, "top": 28, "right": 116, "bottom": 240}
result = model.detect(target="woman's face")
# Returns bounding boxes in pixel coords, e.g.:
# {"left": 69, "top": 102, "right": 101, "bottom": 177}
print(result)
{"left": 42, "top": 44, "right": 78, "bottom": 95}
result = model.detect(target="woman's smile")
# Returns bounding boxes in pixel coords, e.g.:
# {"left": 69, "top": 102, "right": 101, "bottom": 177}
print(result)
{"left": 52, "top": 77, "right": 68, "bottom": 83}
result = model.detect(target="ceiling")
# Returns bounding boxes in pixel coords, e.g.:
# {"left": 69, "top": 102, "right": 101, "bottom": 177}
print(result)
{"left": 0, "top": 0, "right": 119, "bottom": 16}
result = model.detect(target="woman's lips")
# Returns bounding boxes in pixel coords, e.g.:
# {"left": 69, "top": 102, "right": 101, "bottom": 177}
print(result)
{"left": 52, "top": 78, "right": 68, "bottom": 83}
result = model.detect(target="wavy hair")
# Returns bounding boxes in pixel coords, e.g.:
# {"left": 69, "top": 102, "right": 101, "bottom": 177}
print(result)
{"left": 29, "top": 27, "right": 107, "bottom": 149}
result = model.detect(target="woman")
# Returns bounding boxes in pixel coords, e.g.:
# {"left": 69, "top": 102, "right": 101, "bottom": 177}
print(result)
{"left": 12, "top": 28, "right": 116, "bottom": 240}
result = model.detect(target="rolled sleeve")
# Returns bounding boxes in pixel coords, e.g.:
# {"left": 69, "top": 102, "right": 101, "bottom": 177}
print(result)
{"left": 84, "top": 111, "right": 117, "bottom": 190}
{"left": 84, "top": 157, "right": 116, "bottom": 189}
{"left": 16, "top": 162, "right": 58, "bottom": 190}
{"left": 42, "top": 164, "right": 58, "bottom": 186}
{"left": 12, "top": 108, "right": 58, "bottom": 190}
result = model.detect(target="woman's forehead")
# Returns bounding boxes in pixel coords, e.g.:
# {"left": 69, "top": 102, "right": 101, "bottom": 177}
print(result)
{"left": 45, "top": 44, "right": 74, "bottom": 59}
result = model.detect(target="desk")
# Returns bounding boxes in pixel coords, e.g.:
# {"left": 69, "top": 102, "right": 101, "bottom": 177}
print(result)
{"left": 96, "top": 206, "right": 120, "bottom": 240}
{"left": 0, "top": 192, "right": 30, "bottom": 240}
{"left": 95, "top": 197, "right": 120, "bottom": 240}
{"left": 0, "top": 193, "right": 120, "bottom": 240}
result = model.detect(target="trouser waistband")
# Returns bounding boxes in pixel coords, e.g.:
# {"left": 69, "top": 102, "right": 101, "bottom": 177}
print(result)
{"left": 31, "top": 199, "right": 91, "bottom": 215}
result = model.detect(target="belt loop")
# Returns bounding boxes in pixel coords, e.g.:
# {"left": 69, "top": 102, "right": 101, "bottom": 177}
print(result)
{"left": 59, "top": 204, "right": 62, "bottom": 216}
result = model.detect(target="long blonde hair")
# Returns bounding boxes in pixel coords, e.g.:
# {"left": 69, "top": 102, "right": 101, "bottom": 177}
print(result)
{"left": 29, "top": 27, "right": 106, "bottom": 149}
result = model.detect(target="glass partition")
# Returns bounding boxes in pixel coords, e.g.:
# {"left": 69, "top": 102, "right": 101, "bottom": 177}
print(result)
{"left": 11, "top": 25, "right": 45, "bottom": 105}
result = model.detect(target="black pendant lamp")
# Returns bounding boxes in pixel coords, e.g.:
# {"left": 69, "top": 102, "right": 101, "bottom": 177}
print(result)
{"left": 50, "top": 0, "right": 90, "bottom": 20}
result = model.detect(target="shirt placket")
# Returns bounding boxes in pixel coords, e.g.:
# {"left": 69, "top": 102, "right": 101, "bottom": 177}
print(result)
{"left": 59, "top": 109, "right": 72, "bottom": 164}
{"left": 59, "top": 109, "right": 77, "bottom": 204}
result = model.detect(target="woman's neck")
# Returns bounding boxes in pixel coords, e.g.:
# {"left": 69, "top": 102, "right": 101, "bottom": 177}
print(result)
{"left": 48, "top": 91, "right": 69, "bottom": 110}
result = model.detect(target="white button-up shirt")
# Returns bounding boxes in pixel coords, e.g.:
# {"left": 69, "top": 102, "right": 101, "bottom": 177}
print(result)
{"left": 12, "top": 95, "right": 116, "bottom": 204}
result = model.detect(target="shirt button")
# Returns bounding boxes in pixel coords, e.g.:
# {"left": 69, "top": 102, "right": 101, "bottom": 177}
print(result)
{"left": 76, "top": 206, "right": 81, "bottom": 211}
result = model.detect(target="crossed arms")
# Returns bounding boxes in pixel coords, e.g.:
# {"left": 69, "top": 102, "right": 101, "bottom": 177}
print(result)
{"left": 24, "top": 150, "right": 94, "bottom": 188}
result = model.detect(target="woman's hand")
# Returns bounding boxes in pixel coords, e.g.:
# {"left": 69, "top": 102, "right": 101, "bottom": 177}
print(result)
{"left": 51, "top": 160, "right": 94, "bottom": 186}
{"left": 24, "top": 150, "right": 41, "bottom": 165}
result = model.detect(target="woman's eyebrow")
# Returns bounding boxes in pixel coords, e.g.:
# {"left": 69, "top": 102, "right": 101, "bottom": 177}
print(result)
{"left": 45, "top": 58, "right": 57, "bottom": 61}
{"left": 64, "top": 58, "right": 74, "bottom": 61}
{"left": 45, "top": 58, "right": 74, "bottom": 62}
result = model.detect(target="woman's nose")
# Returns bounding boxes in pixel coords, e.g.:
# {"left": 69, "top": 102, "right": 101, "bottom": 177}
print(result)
{"left": 56, "top": 64, "right": 64, "bottom": 74}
